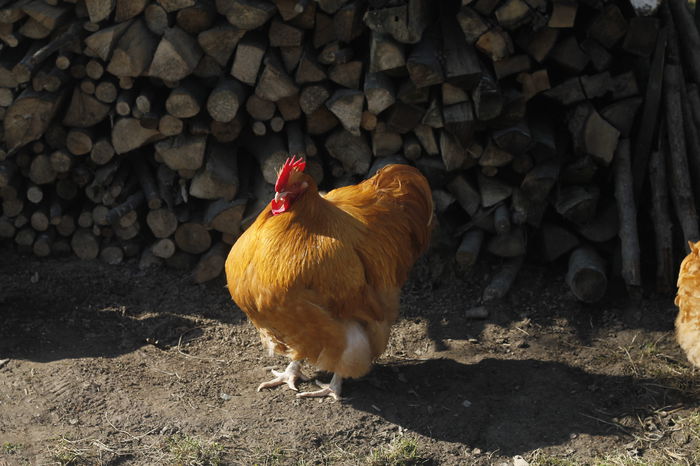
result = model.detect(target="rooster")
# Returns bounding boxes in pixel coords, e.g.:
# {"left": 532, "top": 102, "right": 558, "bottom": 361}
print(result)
{"left": 675, "top": 241, "right": 700, "bottom": 368}
{"left": 225, "top": 156, "right": 433, "bottom": 399}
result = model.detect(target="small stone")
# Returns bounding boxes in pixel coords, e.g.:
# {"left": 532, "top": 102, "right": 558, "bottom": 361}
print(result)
{"left": 462, "top": 399, "right": 472, "bottom": 408}
{"left": 220, "top": 392, "right": 232, "bottom": 401}
{"left": 513, "top": 455, "right": 529, "bottom": 466}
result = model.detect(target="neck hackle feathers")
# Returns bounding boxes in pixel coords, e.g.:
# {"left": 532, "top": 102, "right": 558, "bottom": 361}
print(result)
{"left": 275, "top": 155, "right": 306, "bottom": 192}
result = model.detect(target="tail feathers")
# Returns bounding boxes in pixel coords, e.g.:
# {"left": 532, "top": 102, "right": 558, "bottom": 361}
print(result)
{"left": 676, "top": 309, "right": 700, "bottom": 368}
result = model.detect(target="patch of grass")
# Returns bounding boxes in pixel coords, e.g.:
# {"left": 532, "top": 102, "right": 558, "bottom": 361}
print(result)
{"left": 166, "top": 434, "right": 224, "bottom": 466}
{"left": 48, "top": 437, "right": 90, "bottom": 466}
{"left": 2, "top": 442, "right": 23, "bottom": 454}
{"left": 367, "top": 435, "right": 430, "bottom": 466}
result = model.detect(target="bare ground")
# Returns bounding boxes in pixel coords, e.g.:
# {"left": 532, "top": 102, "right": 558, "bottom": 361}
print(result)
{"left": 1, "top": 244, "right": 699, "bottom": 466}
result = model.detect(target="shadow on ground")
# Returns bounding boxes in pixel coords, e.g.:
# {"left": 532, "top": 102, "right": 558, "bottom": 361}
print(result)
{"left": 345, "top": 357, "right": 695, "bottom": 456}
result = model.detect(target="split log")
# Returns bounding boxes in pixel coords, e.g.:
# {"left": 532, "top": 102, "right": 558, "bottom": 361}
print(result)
{"left": 192, "top": 241, "right": 229, "bottom": 283}
{"left": 190, "top": 143, "right": 239, "bottom": 200}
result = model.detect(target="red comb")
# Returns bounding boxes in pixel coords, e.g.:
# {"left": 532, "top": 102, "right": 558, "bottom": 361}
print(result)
{"left": 275, "top": 155, "right": 306, "bottom": 192}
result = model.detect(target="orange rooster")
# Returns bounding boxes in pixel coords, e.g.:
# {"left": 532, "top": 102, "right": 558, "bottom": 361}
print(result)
{"left": 675, "top": 241, "right": 700, "bottom": 368}
{"left": 225, "top": 156, "right": 433, "bottom": 399}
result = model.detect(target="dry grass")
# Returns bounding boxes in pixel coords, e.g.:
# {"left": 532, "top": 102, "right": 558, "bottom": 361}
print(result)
{"left": 366, "top": 435, "right": 430, "bottom": 466}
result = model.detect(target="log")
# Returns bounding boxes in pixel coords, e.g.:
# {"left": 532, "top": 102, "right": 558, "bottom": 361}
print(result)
{"left": 364, "top": 71, "right": 395, "bottom": 115}
{"left": 668, "top": 0, "right": 700, "bottom": 85}
{"left": 325, "top": 89, "right": 364, "bottom": 136}
{"left": 147, "top": 208, "right": 178, "bottom": 238}
{"left": 62, "top": 87, "right": 110, "bottom": 128}
{"left": 494, "top": 0, "right": 531, "bottom": 30}
{"left": 520, "top": 162, "right": 558, "bottom": 202}
{"left": 555, "top": 185, "right": 599, "bottom": 225}
{"left": 255, "top": 51, "right": 299, "bottom": 101}
{"left": 493, "top": 204, "right": 511, "bottom": 234}
{"left": 406, "top": 27, "right": 443, "bottom": 88}
{"left": 663, "top": 61, "right": 700, "bottom": 247}
{"left": 472, "top": 71, "right": 502, "bottom": 121}
{"left": 369, "top": 31, "right": 405, "bottom": 73}
{"left": 12, "top": 22, "right": 81, "bottom": 84}
{"left": 242, "top": 132, "right": 287, "bottom": 183}
{"left": 152, "top": 238, "right": 176, "bottom": 258}
{"left": 600, "top": 97, "right": 642, "bottom": 138}
{"left": 106, "top": 19, "right": 158, "bottom": 77}
{"left": 217, "top": 0, "right": 276, "bottom": 30}
{"left": 414, "top": 124, "right": 439, "bottom": 156}
{"left": 587, "top": 4, "right": 628, "bottom": 49}
{"left": 192, "top": 241, "right": 229, "bottom": 283}
{"left": 455, "top": 228, "right": 484, "bottom": 268}
{"left": 363, "top": 0, "right": 429, "bottom": 44}
{"left": 148, "top": 26, "right": 203, "bottom": 81}
{"left": 648, "top": 143, "right": 674, "bottom": 293}
{"left": 482, "top": 255, "right": 524, "bottom": 302}
{"left": 204, "top": 198, "right": 247, "bottom": 234}
{"left": 443, "top": 101, "right": 475, "bottom": 149}
{"left": 231, "top": 31, "right": 267, "bottom": 85}
{"left": 65, "top": 128, "right": 93, "bottom": 156}
{"left": 612, "top": 138, "right": 641, "bottom": 289}
{"left": 111, "top": 118, "right": 163, "bottom": 155}
{"left": 325, "top": 129, "right": 371, "bottom": 175}
{"left": 632, "top": 27, "right": 666, "bottom": 201}
{"left": 475, "top": 27, "right": 514, "bottom": 61}
{"left": 539, "top": 223, "right": 579, "bottom": 262}
{"left": 175, "top": 221, "right": 212, "bottom": 254}
{"left": 548, "top": 0, "right": 576, "bottom": 28}
{"left": 190, "top": 143, "right": 239, "bottom": 200}
{"left": 550, "top": 35, "right": 589, "bottom": 74}
{"left": 207, "top": 78, "right": 246, "bottom": 122}
{"left": 457, "top": 6, "right": 489, "bottom": 43}
{"left": 295, "top": 46, "right": 326, "bottom": 83}
{"left": 4, "top": 89, "right": 65, "bottom": 153}
{"left": 447, "top": 174, "right": 480, "bottom": 216}
{"left": 198, "top": 22, "right": 245, "bottom": 67}
{"left": 71, "top": 228, "right": 99, "bottom": 260}
{"left": 371, "top": 122, "right": 402, "bottom": 157}
{"left": 100, "top": 245, "right": 124, "bottom": 264}
{"left": 328, "top": 61, "right": 362, "bottom": 89}
{"left": 487, "top": 226, "right": 526, "bottom": 257}
{"left": 154, "top": 134, "right": 207, "bottom": 171}
{"left": 566, "top": 246, "right": 607, "bottom": 303}
{"left": 84, "top": 20, "right": 132, "bottom": 61}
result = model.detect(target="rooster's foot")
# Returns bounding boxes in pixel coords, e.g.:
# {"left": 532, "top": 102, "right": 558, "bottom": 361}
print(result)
{"left": 297, "top": 373, "right": 342, "bottom": 400}
{"left": 257, "top": 361, "right": 309, "bottom": 392}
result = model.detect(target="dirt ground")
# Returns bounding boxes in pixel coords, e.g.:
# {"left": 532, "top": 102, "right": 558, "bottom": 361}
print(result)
{"left": 1, "top": 243, "right": 699, "bottom": 466}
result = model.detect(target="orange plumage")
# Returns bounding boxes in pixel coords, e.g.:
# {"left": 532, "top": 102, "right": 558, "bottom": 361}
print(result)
{"left": 225, "top": 161, "right": 433, "bottom": 398}
{"left": 675, "top": 241, "right": 700, "bottom": 368}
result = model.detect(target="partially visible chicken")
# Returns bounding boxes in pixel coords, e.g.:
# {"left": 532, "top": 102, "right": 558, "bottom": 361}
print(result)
{"left": 675, "top": 241, "right": 700, "bottom": 368}
{"left": 225, "top": 156, "right": 433, "bottom": 399}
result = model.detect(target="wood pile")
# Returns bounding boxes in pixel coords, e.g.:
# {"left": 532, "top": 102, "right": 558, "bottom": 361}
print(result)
{"left": 0, "top": 0, "right": 692, "bottom": 301}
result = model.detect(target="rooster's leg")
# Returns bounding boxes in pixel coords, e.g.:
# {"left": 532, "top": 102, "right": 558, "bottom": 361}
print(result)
{"left": 296, "top": 373, "right": 342, "bottom": 400}
{"left": 257, "top": 360, "right": 309, "bottom": 392}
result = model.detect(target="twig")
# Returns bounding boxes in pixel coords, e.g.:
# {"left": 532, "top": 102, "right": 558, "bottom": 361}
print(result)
{"left": 176, "top": 334, "right": 228, "bottom": 363}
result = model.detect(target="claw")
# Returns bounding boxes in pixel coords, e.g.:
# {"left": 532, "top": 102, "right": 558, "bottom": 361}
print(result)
{"left": 257, "top": 361, "right": 309, "bottom": 392}
{"left": 297, "top": 373, "right": 342, "bottom": 400}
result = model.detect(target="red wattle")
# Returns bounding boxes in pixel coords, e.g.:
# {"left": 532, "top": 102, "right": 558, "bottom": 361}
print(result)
{"left": 271, "top": 197, "right": 290, "bottom": 215}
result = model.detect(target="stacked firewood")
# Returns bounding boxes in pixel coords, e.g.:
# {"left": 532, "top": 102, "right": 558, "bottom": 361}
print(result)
{"left": 0, "top": 0, "right": 691, "bottom": 301}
